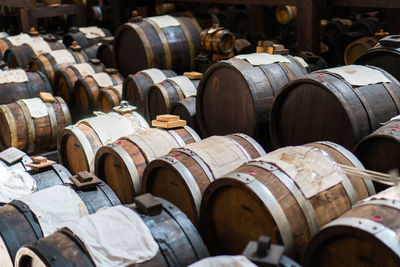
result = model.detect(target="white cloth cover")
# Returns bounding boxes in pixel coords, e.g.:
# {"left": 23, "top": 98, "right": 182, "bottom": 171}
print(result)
{"left": 21, "top": 98, "right": 48, "bottom": 118}
{"left": 0, "top": 164, "right": 36, "bottom": 203}
{"left": 90, "top": 72, "right": 114, "bottom": 88}
{"left": 72, "top": 63, "right": 96, "bottom": 77}
{"left": 18, "top": 185, "right": 89, "bottom": 236}
{"left": 79, "top": 26, "right": 106, "bottom": 39}
{"left": 29, "top": 39, "right": 52, "bottom": 55}
{"left": 61, "top": 205, "right": 159, "bottom": 267}
{"left": 168, "top": 76, "right": 197, "bottom": 98}
{"left": 0, "top": 69, "right": 28, "bottom": 84}
{"left": 49, "top": 50, "right": 76, "bottom": 65}
{"left": 189, "top": 256, "right": 257, "bottom": 267}
{"left": 293, "top": 56, "right": 309, "bottom": 68}
{"left": 139, "top": 68, "right": 167, "bottom": 84}
{"left": 235, "top": 53, "right": 291, "bottom": 66}
{"left": 327, "top": 65, "right": 391, "bottom": 86}
{"left": 6, "top": 33, "right": 33, "bottom": 46}
{"left": 146, "top": 15, "right": 180, "bottom": 28}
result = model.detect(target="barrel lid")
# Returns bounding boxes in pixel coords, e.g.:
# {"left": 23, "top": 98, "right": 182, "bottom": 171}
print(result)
{"left": 43, "top": 34, "right": 58, "bottom": 43}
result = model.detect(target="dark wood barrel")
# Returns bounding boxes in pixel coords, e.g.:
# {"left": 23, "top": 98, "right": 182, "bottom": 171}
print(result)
{"left": 29, "top": 48, "right": 88, "bottom": 85}
{"left": 58, "top": 110, "right": 149, "bottom": 174}
{"left": 81, "top": 44, "right": 99, "bottom": 60}
{"left": 196, "top": 54, "right": 308, "bottom": 146}
{"left": 96, "top": 36, "right": 116, "bottom": 68}
{"left": 15, "top": 195, "right": 208, "bottom": 267}
{"left": 270, "top": 65, "right": 400, "bottom": 150}
{"left": 0, "top": 33, "right": 39, "bottom": 58}
{"left": 344, "top": 36, "right": 378, "bottom": 65}
{"left": 0, "top": 181, "right": 120, "bottom": 267}
{"left": 97, "top": 86, "right": 123, "bottom": 113}
{"left": 123, "top": 68, "right": 177, "bottom": 118}
{"left": 142, "top": 134, "right": 266, "bottom": 225}
{"left": 114, "top": 13, "right": 202, "bottom": 77}
{"left": 0, "top": 69, "right": 52, "bottom": 104}
{"left": 200, "top": 25, "right": 235, "bottom": 54}
{"left": 199, "top": 142, "right": 374, "bottom": 259}
{"left": 53, "top": 59, "right": 105, "bottom": 105}
{"left": 303, "top": 186, "right": 400, "bottom": 267}
{"left": 147, "top": 75, "right": 200, "bottom": 120}
{"left": 63, "top": 26, "right": 112, "bottom": 49}
{"left": 171, "top": 96, "right": 199, "bottom": 133}
{"left": 95, "top": 126, "right": 201, "bottom": 204}
{"left": 0, "top": 96, "right": 72, "bottom": 154}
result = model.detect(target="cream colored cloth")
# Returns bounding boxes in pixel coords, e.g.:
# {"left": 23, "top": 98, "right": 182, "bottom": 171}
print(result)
{"left": 189, "top": 256, "right": 257, "bottom": 267}
{"left": 168, "top": 76, "right": 197, "bottom": 98}
{"left": 0, "top": 69, "right": 28, "bottom": 84}
{"left": 0, "top": 164, "right": 36, "bottom": 203}
{"left": 235, "top": 53, "right": 291, "bottom": 66}
{"left": 327, "top": 65, "right": 391, "bottom": 86}
{"left": 139, "top": 68, "right": 167, "bottom": 84}
{"left": 21, "top": 98, "right": 48, "bottom": 118}
{"left": 146, "top": 15, "right": 180, "bottom": 28}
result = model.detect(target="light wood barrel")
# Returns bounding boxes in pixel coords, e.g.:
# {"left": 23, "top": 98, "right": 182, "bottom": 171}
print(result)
{"left": 95, "top": 126, "right": 201, "bottom": 204}
{"left": 171, "top": 96, "right": 199, "bottom": 133}
{"left": 199, "top": 142, "right": 375, "bottom": 259}
{"left": 142, "top": 133, "right": 266, "bottom": 225}
{"left": 96, "top": 36, "right": 116, "bottom": 68}
{"left": 0, "top": 97, "right": 72, "bottom": 154}
{"left": 58, "top": 111, "right": 149, "bottom": 174}
{"left": 303, "top": 186, "right": 400, "bottom": 267}
{"left": 344, "top": 36, "right": 378, "bottom": 65}
{"left": 0, "top": 33, "right": 40, "bottom": 58}
{"left": 63, "top": 26, "right": 112, "bottom": 49}
{"left": 276, "top": 6, "right": 297, "bottom": 25}
{"left": 200, "top": 25, "right": 235, "bottom": 54}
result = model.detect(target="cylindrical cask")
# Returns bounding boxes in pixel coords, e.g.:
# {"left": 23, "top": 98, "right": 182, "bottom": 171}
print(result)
{"left": 147, "top": 75, "right": 200, "bottom": 120}
{"left": 344, "top": 36, "right": 378, "bottom": 65}
{"left": 63, "top": 26, "right": 112, "bottom": 49}
{"left": 303, "top": 186, "right": 400, "bottom": 267}
{"left": 114, "top": 13, "right": 202, "bottom": 76}
{"left": 95, "top": 126, "right": 201, "bottom": 204}
{"left": 196, "top": 53, "right": 308, "bottom": 146}
{"left": 53, "top": 59, "right": 105, "bottom": 105}
{"left": 142, "top": 134, "right": 266, "bottom": 225}
{"left": 172, "top": 96, "right": 199, "bottom": 133}
{"left": 0, "top": 96, "right": 72, "bottom": 154}
{"left": 123, "top": 68, "right": 177, "bottom": 118}
{"left": 58, "top": 108, "right": 149, "bottom": 174}
{"left": 200, "top": 25, "right": 235, "bottom": 54}
{"left": 96, "top": 36, "right": 116, "bottom": 68}
{"left": 271, "top": 65, "right": 400, "bottom": 150}
{"left": 0, "top": 69, "right": 52, "bottom": 104}
{"left": 199, "top": 142, "right": 375, "bottom": 259}
{"left": 276, "top": 6, "right": 297, "bottom": 25}
{"left": 81, "top": 44, "right": 99, "bottom": 60}
{"left": 15, "top": 195, "right": 208, "bottom": 267}
{"left": 0, "top": 33, "right": 38, "bottom": 58}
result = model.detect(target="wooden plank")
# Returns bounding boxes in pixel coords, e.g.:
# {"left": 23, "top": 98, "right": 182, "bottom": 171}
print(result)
{"left": 30, "top": 4, "right": 82, "bottom": 18}
{"left": 297, "top": 0, "right": 320, "bottom": 54}
{"left": 331, "top": 0, "right": 400, "bottom": 8}
{"left": 0, "top": 0, "right": 32, "bottom": 8}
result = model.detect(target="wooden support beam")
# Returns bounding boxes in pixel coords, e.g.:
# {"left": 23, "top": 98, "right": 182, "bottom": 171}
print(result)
{"left": 331, "top": 0, "right": 400, "bottom": 8}
{"left": 297, "top": 0, "right": 320, "bottom": 54}
{"left": 160, "top": 0, "right": 297, "bottom": 5}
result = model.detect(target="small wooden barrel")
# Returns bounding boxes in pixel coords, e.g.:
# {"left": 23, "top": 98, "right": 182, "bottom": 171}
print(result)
{"left": 196, "top": 53, "right": 308, "bottom": 146}
{"left": 58, "top": 109, "right": 149, "bottom": 174}
{"left": 114, "top": 13, "right": 202, "bottom": 76}
{"left": 276, "top": 6, "right": 297, "bottom": 25}
{"left": 0, "top": 69, "right": 52, "bottom": 105}
{"left": 53, "top": 59, "right": 105, "bottom": 105}
{"left": 15, "top": 196, "right": 208, "bottom": 267}
{"left": 142, "top": 134, "right": 266, "bottom": 225}
{"left": 199, "top": 142, "right": 375, "bottom": 258}
{"left": 95, "top": 126, "right": 201, "bottom": 204}
{"left": 344, "top": 36, "right": 378, "bottom": 65}
{"left": 171, "top": 96, "right": 199, "bottom": 133}
{"left": 303, "top": 186, "right": 400, "bottom": 267}
{"left": 63, "top": 26, "right": 112, "bottom": 49}
{"left": 147, "top": 75, "right": 200, "bottom": 120}
{"left": 0, "top": 33, "right": 38, "bottom": 58}
{"left": 29, "top": 48, "right": 88, "bottom": 85}
{"left": 96, "top": 36, "right": 116, "bottom": 68}
{"left": 123, "top": 68, "right": 177, "bottom": 118}
{"left": 200, "top": 25, "right": 235, "bottom": 54}
{"left": 0, "top": 96, "right": 72, "bottom": 154}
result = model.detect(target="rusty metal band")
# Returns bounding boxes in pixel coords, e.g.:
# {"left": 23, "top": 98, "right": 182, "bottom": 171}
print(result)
{"left": 191, "top": 17, "right": 203, "bottom": 35}
{"left": 212, "top": 31, "right": 222, "bottom": 52}
{"left": 230, "top": 133, "right": 267, "bottom": 157}
{"left": 156, "top": 84, "right": 172, "bottom": 111}
{"left": 128, "top": 23, "right": 154, "bottom": 68}
{"left": 279, "top": 62, "right": 295, "bottom": 82}
{"left": 44, "top": 102, "right": 58, "bottom": 146}
{"left": 56, "top": 97, "right": 72, "bottom": 126}
{"left": 382, "top": 82, "right": 400, "bottom": 114}
{"left": 0, "top": 105, "right": 18, "bottom": 148}
{"left": 205, "top": 35, "right": 212, "bottom": 51}
{"left": 183, "top": 125, "right": 201, "bottom": 142}
{"left": 144, "top": 19, "right": 172, "bottom": 69}
{"left": 167, "top": 79, "right": 185, "bottom": 100}
{"left": 16, "top": 100, "right": 36, "bottom": 154}
{"left": 176, "top": 18, "right": 196, "bottom": 70}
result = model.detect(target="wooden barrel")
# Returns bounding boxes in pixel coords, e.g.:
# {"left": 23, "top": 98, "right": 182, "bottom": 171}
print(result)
{"left": 199, "top": 142, "right": 375, "bottom": 258}
{"left": 0, "top": 69, "right": 52, "bottom": 105}
{"left": 0, "top": 180, "right": 120, "bottom": 267}
{"left": 53, "top": 59, "right": 105, "bottom": 105}
{"left": 297, "top": 51, "right": 328, "bottom": 72}
{"left": 200, "top": 25, "right": 235, "bottom": 54}
{"left": 303, "top": 186, "right": 400, "bottom": 267}
{"left": 114, "top": 13, "right": 202, "bottom": 77}
{"left": 81, "top": 44, "right": 99, "bottom": 60}
{"left": 0, "top": 96, "right": 72, "bottom": 154}
{"left": 142, "top": 134, "right": 266, "bottom": 225}
{"left": 344, "top": 36, "right": 378, "bottom": 65}
{"left": 123, "top": 68, "right": 177, "bottom": 118}
{"left": 29, "top": 48, "right": 88, "bottom": 85}
{"left": 95, "top": 126, "right": 201, "bottom": 204}
{"left": 172, "top": 96, "right": 199, "bottom": 133}
{"left": 96, "top": 36, "right": 116, "bottom": 68}
{"left": 63, "top": 26, "right": 112, "bottom": 49}
{"left": 15, "top": 195, "right": 208, "bottom": 267}
{"left": 276, "top": 6, "right": 297, "bottom": 25}
{"left": 196, "top": 53, "right": 308, "bottom": 147}
{"left": 0, "top": 33, "right": 39, "bottom": 58}
{"left": 147, "top": 75, "right": 200, "bottom": 120}
{"left": 271, "top": 65, "right": 400, "bottom": 150}
{"left": 58, "top": 109, "right": 149, "bottom": 174}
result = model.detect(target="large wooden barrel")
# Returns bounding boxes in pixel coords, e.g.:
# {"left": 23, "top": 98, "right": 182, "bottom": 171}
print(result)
{"left": 200, "top": 25, "right": 235, "bottom": 54}
{"left": 114, "top": 13, "right": 202, "bottom": 77}
{"left": 58, "top": 108, "right": 149, "bottom": 174}
{"left": 63, "top": 26, "right": 112, "bottom": 49}
{"left": 53, "top": 59, "right": 105, "bottom": 105}
{"left": 95, "top": 126, "right": 201, "bottom": 204}
{"left": 303, "top": 186, "right": 400, "bottom": 267}
{"left": 172, "top": 96, "right": 199, "bottom": 133}
{"left": 142, "top": 134, "right": 266, "bottom": 225}
{"left": 199, "top": 142, "right": 375, "bottom": 259}
{"left": 96, "top": 36, "right": 116, "bottom": 68}
{"left": 271, "top": 65, "right": 400, "bottom": 150}
{"left": 0, "top": 96, "right": 72, "bottom": 154}
{"left": 123, "top": 68, "right": 177, "bottom": 118}
{"left": 196, "top": 53, "right": 308, "bottom": 146}
{"left": 15, "top": 195, "right": 208, "bottom": 267}
{"left": 147, "top": 75, "right": 200, "bottom": 120}
{"left": 0, "top": 69, "right": 52, "bottom": 104}
{"left": 344, "top": 36, "right": 378, "bottom": 65}
{"left": 81, "top": 44, "right": 100, "bottom": 60}
{"left": 0, "top": 33, "right": 39, "bottom": 57}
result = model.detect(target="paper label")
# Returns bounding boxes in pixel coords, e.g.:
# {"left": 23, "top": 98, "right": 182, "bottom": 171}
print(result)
{"left": 294, "top": 56, "right": 309, "bottom": 68}
{"left": 72, "top": 63, "right": 96, "bottom": 77}
{"left": 235, "top": 53, "right": 291, "bottom": 66}
{"left": 182, "top": 136, "right": 252, "bottom": 178}
{"left": 327, "top": 65, "right": 391, "bottom": 86}
{"left": 139, "top": 68, "right": 167, "bottom": 84}
{"left": 0, "top": 69, "right": 28, "bottom": 84}
{"left": 79, "top": 26, "right": 106, "bottom": 39}
{"left": 49, "top": 50, "right": 76, "bottom": 65}
{"left": 21, "top": 98, "right": 48, "bottom": 119}
{"left": 168, "top": 76, "right": 197, "bottom": 98}
{"left": 90, "top": 72, "right": 114, "bottom": 88}
{"left": 6, "top": 33, "right": 33, "bottom": 46}
{"left": 146, "top": 15, "right": 180, "bottom": 28}
{"left": 29, "top": 39, "right": 52, "bottom": 55}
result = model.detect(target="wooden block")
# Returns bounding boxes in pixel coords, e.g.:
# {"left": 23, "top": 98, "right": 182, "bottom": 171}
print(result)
{"left": 156, "top": 114, "right": 179, "bottom": 122}
{"left": 183, "top": 71, "right": 203, "bottom": 80}
{"left": 152, "top": 119, "right": 187, "bottom": 129}
{"left": 40, "top": 92, "right": 56, "bottom": 102}
{"left": 212, "top": 52, "right": 234, "bottom": 61}
{"left": 25, "top": 159, "right": 55, "bottom": 170}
